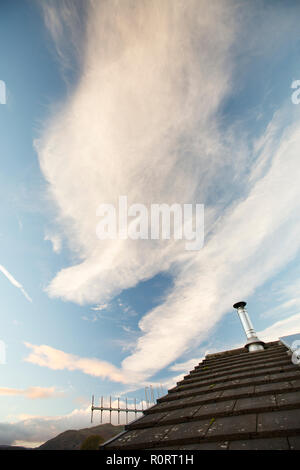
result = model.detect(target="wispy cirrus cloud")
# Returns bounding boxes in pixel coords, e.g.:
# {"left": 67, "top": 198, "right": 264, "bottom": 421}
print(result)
{"left": 261, "top": 277, "right": 300, "bottom": 319}
{"left": 0, "top": 265, "right": 32, "bottom": 303}
{"left": 39, "top": 0, "right": 86, "bottom": 75}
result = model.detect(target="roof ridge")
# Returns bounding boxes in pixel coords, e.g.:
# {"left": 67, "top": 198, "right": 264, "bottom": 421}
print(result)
{"left": 173, "top": 363, "right": 296, "bottom": 391}
{"left": 198, "top": 348, "right": 288, "bottom": 368}
{"left": 183, "top": 357, "right": 291, "bottom": 383}
{"left": 203, "top": 346, "right": 286, "bottom": 366}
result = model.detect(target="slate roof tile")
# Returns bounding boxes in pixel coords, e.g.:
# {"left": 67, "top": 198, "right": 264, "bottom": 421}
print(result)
{"left": 254, "top": 381, "right": 292, "bottom": 393}
{"left": 206, "top": 413, "right": 257, "bottom": 439}
{"left": 159, "top": 418, "right": 212, "bottom": 445}
{"left": 155, "top": 441, "right": 229, "bottom": 450}
{"left": 221, "top": 385, "right": 255, "bottom": 398}
{"left": 276, "top": 391, "right": 300, "bottom": 407}
{"left": 288, "top": 435, "right": 300, "bottom": 450}
{"left": 234, "top": 394, "right": 277, "bottom": 413}
{"left": 257, "top": 409, "right": 300, "bottom": 435}
{"left": 193, "top": 399, "right": 236, "bottom": 419}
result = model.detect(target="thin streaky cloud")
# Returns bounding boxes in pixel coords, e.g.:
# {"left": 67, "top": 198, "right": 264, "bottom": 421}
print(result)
{"left": 0, "top": 386, "right": 59, "bottom": 399}
{"left": 35, "top": 1, "right": 300, "bottom": 383}
{"left": 0, "top": 265, "right": 32, "bottom": 303}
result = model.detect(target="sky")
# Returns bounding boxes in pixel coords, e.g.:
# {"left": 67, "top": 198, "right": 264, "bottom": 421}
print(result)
{"left": 0, "top": 0, "right": 300, "bottom": 447}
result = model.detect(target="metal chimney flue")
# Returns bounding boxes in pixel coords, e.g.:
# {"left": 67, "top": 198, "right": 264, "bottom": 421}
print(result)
{"left": 233, "top": 301, "right": 265, "bottom": 352}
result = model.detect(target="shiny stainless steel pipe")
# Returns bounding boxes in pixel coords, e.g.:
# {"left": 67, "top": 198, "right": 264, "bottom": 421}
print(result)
{"left": 233, "top": 301, "right": 265, "bottom": 352}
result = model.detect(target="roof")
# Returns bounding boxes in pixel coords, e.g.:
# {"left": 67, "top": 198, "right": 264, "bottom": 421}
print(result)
{"left": 101, "top": 341, "right": 300, "bottom": 450}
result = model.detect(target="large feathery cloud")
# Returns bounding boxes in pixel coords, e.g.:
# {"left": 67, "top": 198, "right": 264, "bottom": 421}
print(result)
{"left": 36, "top": 0, "right": 238, "bottom": 305}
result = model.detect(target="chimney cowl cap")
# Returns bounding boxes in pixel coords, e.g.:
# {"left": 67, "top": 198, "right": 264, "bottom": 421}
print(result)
{"left": 233, "top": 301, "right": 247, "bottom": 309}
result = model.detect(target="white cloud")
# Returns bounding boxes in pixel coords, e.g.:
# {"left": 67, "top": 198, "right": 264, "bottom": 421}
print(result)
{"left": 35, "top": 1, "right": 300, "bottom": 383}
{"left": 12, "top": 440, "right": 44, "bottom": 448}
{"left": 0, "top": 265, "right": 32, "bottom": 303}
{"left": 262, "top": 277, "right": 300, "bottom": 319}
{"left": 90, "top": 303, "right": 108, "bottom": 312}
{"left": 44, "top": 232, "right": 62, "bottom": 253}
{"left": 263, "top": 298, "right": 300, "bottom": 319}
{"left": 280, "top": 278, "right": 300, "bottom": 300}
{"left": 0, "top": 386, "right": 60, "bottom": 400}
{"left": 24, "top": 342, "right": 127, "bottom": 383}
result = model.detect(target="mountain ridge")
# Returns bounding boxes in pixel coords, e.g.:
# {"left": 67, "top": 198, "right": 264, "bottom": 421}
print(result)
{"left": 0, "top": 423, "right": 124, "bottom": 450}
{"left": 38, "top": 423, "right": 124, "bottom": 450}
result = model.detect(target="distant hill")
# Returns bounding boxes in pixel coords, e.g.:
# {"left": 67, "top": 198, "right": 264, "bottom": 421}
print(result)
{"left": 38, "top": 423, "right": 124, "bottom": 450}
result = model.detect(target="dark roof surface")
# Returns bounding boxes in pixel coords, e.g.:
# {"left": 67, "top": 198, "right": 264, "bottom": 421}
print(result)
{"left": 101, "top": 341, "right": 300, "bottom": 450}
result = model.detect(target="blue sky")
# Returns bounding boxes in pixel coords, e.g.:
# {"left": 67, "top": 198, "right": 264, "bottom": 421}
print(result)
{"left": 1, "top": 0, "right": 300, "bottom": 447}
